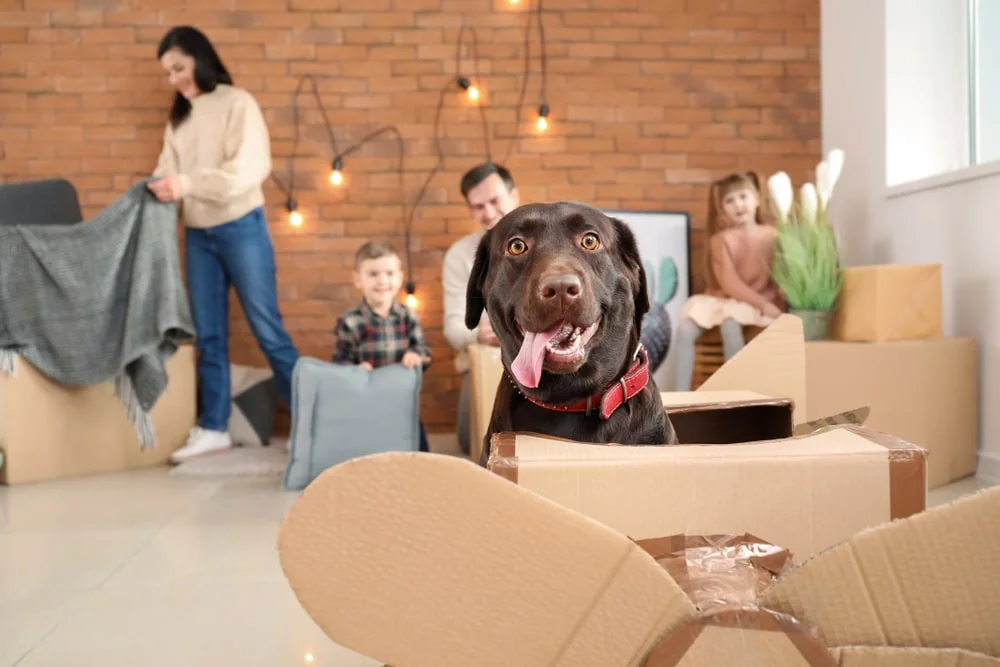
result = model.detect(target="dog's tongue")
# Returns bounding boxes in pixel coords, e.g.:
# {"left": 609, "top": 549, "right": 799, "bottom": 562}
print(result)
{"left": 511, "top": 322, "right": 566, "bottom": 389}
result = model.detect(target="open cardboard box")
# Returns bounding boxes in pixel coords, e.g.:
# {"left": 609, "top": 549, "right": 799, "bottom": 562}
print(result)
{"left": 484, "top": 316, "right": 926, "bottom": 563}
{"left": 277, "top": 316, "right": 996, "bottom": 665}
{"left": 468, "top": 314, "right": 810, "bottom": 463}
{"left": 277, "top": 451, "right": 1000, "bottom": 667}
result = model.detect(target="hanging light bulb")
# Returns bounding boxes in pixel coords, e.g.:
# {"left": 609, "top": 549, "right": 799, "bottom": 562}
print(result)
{"left": 457, "top": 76, "right": 479, "bottom": 102}
{"left": 329, "top": 156, "right": 343, "bottom": 186}
{"left": 536, "top": 103, "right": 550, "bottom": 132}
{"left": 286, "top": 198, "right": 303, "bottom": 227}
{"left": 404, "top": 281, "right": 418, "bottom": 309}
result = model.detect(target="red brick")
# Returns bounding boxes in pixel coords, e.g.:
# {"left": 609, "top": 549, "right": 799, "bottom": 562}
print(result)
{"left": 0, "top": 11, "right": 47, "bottom": 26}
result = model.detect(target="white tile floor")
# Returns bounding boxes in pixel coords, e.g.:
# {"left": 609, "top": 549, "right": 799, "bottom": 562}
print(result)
{"left": 0, "top": 450, "right": 994, "bottom": 667}
{"left": 0, "top": 468, "right": 380, "bottom": 667}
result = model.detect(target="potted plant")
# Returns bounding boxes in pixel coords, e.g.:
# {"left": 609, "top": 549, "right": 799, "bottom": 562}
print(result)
{"left": 767, "top": 150, "right": 846, "bottom": 341}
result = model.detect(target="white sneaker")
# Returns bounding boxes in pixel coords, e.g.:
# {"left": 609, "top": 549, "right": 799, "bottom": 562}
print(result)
{"left": 170, "top": 427, "right": 233, "bottom": 464}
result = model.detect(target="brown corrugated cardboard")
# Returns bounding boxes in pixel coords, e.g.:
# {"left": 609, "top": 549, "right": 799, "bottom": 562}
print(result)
{"left": 643, "top": 607, "right": 836, "bottom": 666}
{"left": 698, "top": 314, "right": 808, "bottom": 423}
{"left": 762, "top": 485, "right": 1000, "bottom": 659}
{"left": 0, "top": 346, "right": 196, "bottom": 485}
{"left": 829, "top": 647, "right": 1000, "bottom": 666}
{"left": 277, "top": 452, "right": 999, "bottom": 667}
{"left": 279, "top": 452, "right": 698, "bottom": 667}
{"left": 832, "top": 264, "right": 943, "bottom": 342}
{"left": 806, "top": 338, "right": 979, "bottom": 488}
{"left": 467, "top": 343, "right": 503, "bottom": 464}
{"left": 487, "top": 424, "right": 926, "bottom": 564}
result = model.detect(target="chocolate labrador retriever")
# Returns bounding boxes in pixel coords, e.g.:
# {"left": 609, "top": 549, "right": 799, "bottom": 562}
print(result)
{"left": 465, "top": 201, "right": 678, "bottom": 466}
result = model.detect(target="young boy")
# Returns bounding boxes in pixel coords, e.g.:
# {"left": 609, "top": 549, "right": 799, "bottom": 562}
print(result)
{"left": 332, "top": 241, "right": 432, "bottom": 452}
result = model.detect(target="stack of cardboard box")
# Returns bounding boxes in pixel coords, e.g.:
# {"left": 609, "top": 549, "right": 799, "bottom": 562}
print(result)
{"left": 807, "top": 264, "right": 979, "bottom": 489}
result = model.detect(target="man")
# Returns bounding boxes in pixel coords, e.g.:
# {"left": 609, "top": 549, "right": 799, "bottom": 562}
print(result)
{"left": 442, "top": 163, "right": 521, "bottom": 454}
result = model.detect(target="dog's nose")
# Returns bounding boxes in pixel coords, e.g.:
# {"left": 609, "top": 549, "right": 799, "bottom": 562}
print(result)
{"left": 539, "top": 274, "right": 582, "bottom": 303}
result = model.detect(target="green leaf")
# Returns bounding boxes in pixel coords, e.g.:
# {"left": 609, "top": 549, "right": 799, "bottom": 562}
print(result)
{"left": 771, "top": 209, "right": 844, "bottom": 311}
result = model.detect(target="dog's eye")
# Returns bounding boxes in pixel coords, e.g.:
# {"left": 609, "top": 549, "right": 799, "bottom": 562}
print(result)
{"left": 507, "top": 238, "right": 528, "bottom": 256}
{"left": 580, "top": 232, "right": 601, "bottom": 251}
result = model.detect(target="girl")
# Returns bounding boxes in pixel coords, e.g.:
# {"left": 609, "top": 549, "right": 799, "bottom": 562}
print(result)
{"left": 673, "top": 171, "right": 784, "bottom": 391}
{"left": 148, "top": 26, "right": 300, "bottom": 463}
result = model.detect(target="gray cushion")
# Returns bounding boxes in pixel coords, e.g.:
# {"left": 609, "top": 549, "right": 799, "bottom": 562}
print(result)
{"left": 228, "top": 363, "right": 279, "bottom": 447}
{"left": 0, "top": 178, "right": 83, "bottom": 226}
{"left": 283, "top": 357, "right": 422, "bottom": 492}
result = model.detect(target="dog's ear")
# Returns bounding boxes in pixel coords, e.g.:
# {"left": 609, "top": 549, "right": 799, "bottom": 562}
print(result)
{"left": 465, "top": 230, "right": 492, "bottom": 330}
{"left": 608, "top": 216, "right": 649, "bottom": 331}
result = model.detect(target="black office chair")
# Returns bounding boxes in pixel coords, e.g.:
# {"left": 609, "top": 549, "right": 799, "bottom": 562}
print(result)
{"left": 0, "top": 178, "right": 84, "bottom": 225}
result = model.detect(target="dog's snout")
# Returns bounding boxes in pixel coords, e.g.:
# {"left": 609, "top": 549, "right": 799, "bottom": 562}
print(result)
{"left": 539, "top": 274, "right": 582, "bottom": 303}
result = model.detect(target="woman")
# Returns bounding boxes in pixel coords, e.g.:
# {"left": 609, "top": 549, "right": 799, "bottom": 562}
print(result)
{"left": 149, "top": 26, "right": 300, "bottom": 463}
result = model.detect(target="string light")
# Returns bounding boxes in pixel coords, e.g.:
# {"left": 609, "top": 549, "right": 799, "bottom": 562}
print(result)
{"left": 404, "top": 281, "right": 418, "bottom": 309}
{"left": 270, "top": 3, "right": 550, "bottom": 303}
{"left": 456, "top": 76, "right": 480, "bottom": 102}
{"left": 329, "top": 156, "right": 343, "bottom": 186}
{"left": 536, "top": 103, "right": 550, "bottom": 132}
{"left": 503, "top": 0, "right": 549, "bottom": 162}
{"left": 285, "top": 198, "right": 302, "bottom": 227}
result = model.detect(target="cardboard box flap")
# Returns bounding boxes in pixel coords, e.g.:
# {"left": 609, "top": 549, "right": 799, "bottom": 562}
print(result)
{"left": 830, "top": 646, "right": 1000, "bottom": 667}
{"left": 644, "top": 608, "right": 836, "bottom": 667}
{"left": 761, "top": 487, "right": 1000, "bottom": 658}
{"left": 698, "top": 313, "right": 807, "bottom": 423}
{"left": 277, "top": 452, "right": 699, "bottom": 667}
{"left": 794, "top": 406, "right": 871, "bottom": 436}
{"left": 489, "top": 426, "right": 924, "bottom": 563}
{"left": 660, "top": 390, "right": 789, "bottom": 410}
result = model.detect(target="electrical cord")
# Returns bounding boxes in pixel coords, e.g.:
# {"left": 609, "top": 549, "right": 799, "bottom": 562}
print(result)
{"left": 455, "top": 20, "right": 492, "bottom": 162}
{"left": 503, "top": 0, "right": 548, "bottom": 163}
{"left": 270, "top": 74, "right": 339, "bottom": 207}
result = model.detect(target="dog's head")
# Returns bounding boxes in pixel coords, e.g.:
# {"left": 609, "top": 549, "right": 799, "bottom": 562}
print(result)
{"left": 465, "top": 201, "right": 650, "bottom": 400}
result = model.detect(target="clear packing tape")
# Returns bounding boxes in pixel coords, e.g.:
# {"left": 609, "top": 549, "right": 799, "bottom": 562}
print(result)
{"left": 636, "top": 534, "right": 837, "bottom": 667}
{"left": 636, "top": 534, "right": 792, "bottom": 613}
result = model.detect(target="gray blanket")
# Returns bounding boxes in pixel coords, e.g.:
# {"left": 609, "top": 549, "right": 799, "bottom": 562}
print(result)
{"left": 0, "top": 182, "right": 196, "bottom": 448}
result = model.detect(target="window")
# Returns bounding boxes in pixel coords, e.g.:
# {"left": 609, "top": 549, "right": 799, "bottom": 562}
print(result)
{"left": 884, "top": 0, "right": 1000, "bottom": 188}
{"left": 969, "top": 0, "right": 1000, "bottom": 165}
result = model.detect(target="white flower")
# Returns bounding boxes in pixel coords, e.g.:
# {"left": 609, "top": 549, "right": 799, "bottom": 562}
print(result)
{"left": 799, "top": 183, "right": 818, "bottom": 225}
{"left": 815, "top": 161, "right": 832, "bottom": 210}
{"left": 768, "top": 171, "right": 793, "bottom": 222}
{"left": 816, "top": 148, "right": 845, "bottom": 211}
{"left": 826, "top": 148, "right": 845, "bottom": 188}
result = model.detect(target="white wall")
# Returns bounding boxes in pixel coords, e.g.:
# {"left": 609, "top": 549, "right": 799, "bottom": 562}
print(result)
{"left": 884, "top": 0, "right": 969, "bottom": 186}
{"left": 822, "top": 0, "right": 1000, "bottom": 482}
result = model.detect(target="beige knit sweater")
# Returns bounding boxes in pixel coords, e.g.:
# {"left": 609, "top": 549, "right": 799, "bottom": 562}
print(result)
{"left": 153, "top": 84, "right": 272, "bottom": 229}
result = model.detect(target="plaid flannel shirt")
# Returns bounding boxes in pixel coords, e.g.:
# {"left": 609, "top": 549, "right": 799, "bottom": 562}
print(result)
{"left": 332, "top": 298, "right": 432, "bottom": 369}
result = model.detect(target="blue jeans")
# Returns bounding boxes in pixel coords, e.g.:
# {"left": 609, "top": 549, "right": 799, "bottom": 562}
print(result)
{"left": 185, "top": 207, "right": 300, "bottom": 432}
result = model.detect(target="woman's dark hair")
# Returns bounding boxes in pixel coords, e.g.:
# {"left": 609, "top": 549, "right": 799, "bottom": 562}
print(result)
{"left": 157, "top": 26, "right": 234, "bottom": 128}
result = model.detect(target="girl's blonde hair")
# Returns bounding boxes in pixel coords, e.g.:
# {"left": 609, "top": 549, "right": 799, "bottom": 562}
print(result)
{"left": 703, "top": 171, "right": 769, "bottom": 292}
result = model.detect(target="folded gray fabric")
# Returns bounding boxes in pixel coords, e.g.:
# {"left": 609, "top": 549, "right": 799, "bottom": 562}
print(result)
{"left": 0, "top": 181, "right": 196, "bottom": 448}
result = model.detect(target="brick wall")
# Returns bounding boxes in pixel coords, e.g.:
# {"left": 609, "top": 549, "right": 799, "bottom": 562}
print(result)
{"left": 0, "top": 0, "right": 820, "bottom": 433}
